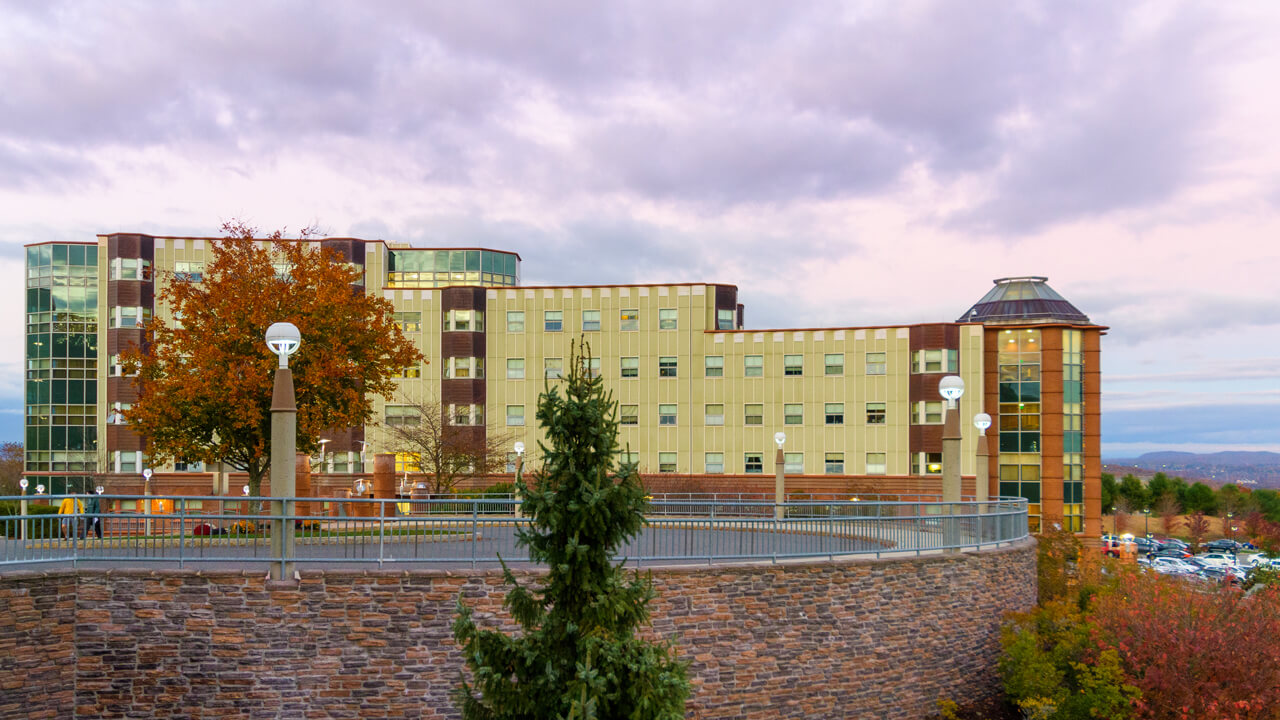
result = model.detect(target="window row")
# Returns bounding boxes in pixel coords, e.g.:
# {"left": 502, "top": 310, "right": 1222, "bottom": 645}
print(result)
{"left": 498, "top": 402, "right": 892, "bottom": 427}
{"left": 505, "top": 308, "right": 736, "bottom": 333}
{"left": 497, "top": 353, "right": 892, "bottom": 380}
{"left": 606, "top": 451, "right": 887, "bottom": 475}
{"left": 385, "top": 403, "right": 485, "bottom": 427}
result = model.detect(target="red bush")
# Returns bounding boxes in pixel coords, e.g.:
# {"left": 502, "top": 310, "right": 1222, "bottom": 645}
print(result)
{"left": 1091, "top": 572, "right": 1280, "bottom": 720}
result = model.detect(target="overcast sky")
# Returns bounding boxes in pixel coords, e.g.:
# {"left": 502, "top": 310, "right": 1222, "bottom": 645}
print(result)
{"left": 3, "top": 1, "right": 1279, "bottom": 458}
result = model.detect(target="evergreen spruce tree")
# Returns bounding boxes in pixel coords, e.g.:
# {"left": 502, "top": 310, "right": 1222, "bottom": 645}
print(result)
{"left": 453, "top": 342, "right": 689, "bottom": 720}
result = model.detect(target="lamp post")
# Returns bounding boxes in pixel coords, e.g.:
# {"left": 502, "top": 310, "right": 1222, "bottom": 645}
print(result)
{"left": 142, "top": 468, "right": 153, "bottom": 537}
{"left": 774, "top": 432, "right": 786, "bottom": 520}
{"left": 1142, "top": 508, "right": 1150, "bottom": 537}
{"left": 974, "top": 412, "right": 992, "bottom": 541}
{"left": 265, "top": 321, "right": 301, "bottom": 580}
{"left": 317, "top": 438, "right": 330, "bottom": 474}
{"left": 513, "top": 441, "right": 525, "bottom": 519}
{"left": 18, "top": 478, "right": 28, "bottom": 541}
{"left": 939, "top": 376, "right": 965, "bottom": 550}
{"left": 1226, "top": 513, "right": 1234, "bottom": 541}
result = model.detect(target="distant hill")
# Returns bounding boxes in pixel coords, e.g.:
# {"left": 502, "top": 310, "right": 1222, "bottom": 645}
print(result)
{"left": 1117, "top": 451, "right": 1280, "bottom": 467}
{"left": 1102, "top": 451, "right": 1280, "bottom": 488}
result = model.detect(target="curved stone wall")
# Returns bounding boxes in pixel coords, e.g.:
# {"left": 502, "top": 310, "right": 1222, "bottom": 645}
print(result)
{"left": 0, "top": 539, "right": 1035, "bottom": 719}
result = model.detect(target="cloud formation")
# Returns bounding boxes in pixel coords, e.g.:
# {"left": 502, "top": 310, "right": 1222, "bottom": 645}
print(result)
{"left": 1, "top": 1, "right": 1279, "bottom": 452}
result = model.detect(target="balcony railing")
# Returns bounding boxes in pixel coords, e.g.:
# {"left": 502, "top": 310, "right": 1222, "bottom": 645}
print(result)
{"left": 0, "top": 494, "right": 1029, "bottom": 574}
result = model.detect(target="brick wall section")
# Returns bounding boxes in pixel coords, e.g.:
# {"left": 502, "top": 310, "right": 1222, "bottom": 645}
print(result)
{"left": 0, "top": 572, "right": 77, "bottom": 719}
{"left": 0, "top": 540, "right": 1036, "bottom": 719}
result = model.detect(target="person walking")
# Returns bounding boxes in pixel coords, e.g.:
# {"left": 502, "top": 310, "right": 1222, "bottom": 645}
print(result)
{"left": 86, "top": 489, "right": 103, "bottom": 539}
{"left": 57, "top": 493, "right": 85, "bottom": 540}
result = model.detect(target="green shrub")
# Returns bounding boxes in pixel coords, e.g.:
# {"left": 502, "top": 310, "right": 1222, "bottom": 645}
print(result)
{"left": 0, "top": 501, "right": 62, "bottom": 539}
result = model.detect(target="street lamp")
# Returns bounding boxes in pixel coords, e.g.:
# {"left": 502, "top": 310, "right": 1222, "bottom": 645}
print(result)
{"left": 939, "top": 376, "right": 964, "bottom": 549}
{"left": 317, "top": 438, "right": 330, "bottom": 474}
{"left": 265, "top": 322, "right": 301, "bottom": 579}
{"left": 774, "top": 431, "right": 786, "bottom": 520}
{"left": 973, "top": 413, "right": 992, "bottom": 535}
{"left": 142, "top": 468, "right": 153, "bottom": 537}
{"left": 18, "top": 478, "right": 28, "bottom": 541}
{"left": 513, "top": 441, "right": 526, "bottom": 518}
{"left": 1142, "top": 508, "right": 1150, "bottom": 536}
{"left": 1226, "top": 512, "right": 1235, "bottom": 541}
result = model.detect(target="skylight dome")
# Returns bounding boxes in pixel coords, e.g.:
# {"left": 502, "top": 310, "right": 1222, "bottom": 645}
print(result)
{"left": 958, "top": 276, "right": 1091, "bottom": 325}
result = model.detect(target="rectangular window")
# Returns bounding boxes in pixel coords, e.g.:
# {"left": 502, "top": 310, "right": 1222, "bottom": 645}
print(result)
{"left": 580, "top": 356, "right": 601, "bottom": 379}
{"left": 544, "top": 310, "right": 563, "bottom": 332}
{"left": 385, "top": 405, "right": 421, "bottom": 427}
{"left": 174, "top": 261, "right": 204, "bottom": 282}
{"left": 450, "top": 404, "right": 484, "bottom": 426}
{"left": 784, "top": 355, "right": 803, "bottom": 376}
{"left": 505, "top": 453, "right": 519, "bottom": 473}
{"left": 620, "top": 452, "right": 639, "bottom": 467}
{"left": 705, "top": 452, "right": 724, "bottom": 474}
{"left": 400, "top": 364, "right": 421, "bottom": 378}
{"left": 620, "top": 309, "right": 639, "bottom": 331}
{"left": 659, "top": 308, "right": 677, "bottom": 330}
{"left": 784, "top": 452, "right": 803, "bottom": 474}
{"left": 744, "top": 404, "right": 763, "bottom": 426}
{"left": 912, "top": 452, "right": 943, "bottom": 475}
{"left": 866, "top": 402, "right": 886, "bottom": 424}
{"left": 866, "top": 352, "right": 887, "bottom": 375}
{"left": 545, "top": 358, "right": 563, "bottom": 379}
{"left": 866, "top": 453, "right": 887, "bottom": 475}
{"left": 717, "top": 308, "right": 735, "bottom": 330}
{"left": 620, "top": 405, "right": 639, "bottom": 426}
{"left": 704, "top": 404, "right": 724, "bottom": 426}
{"left": 824, "top": 453, "right": 844, "bottom": 474}
{"left": 704, "top": 355, "right": 724, "bottom": 377}
{"left": 744, "top": 453, "right": 764, "bottom": 474}
{"left": 659, "top": 357, "right": 677, "bottom": 377}
{"left": 506, "top": 405, "right": 525, "bottom": 426}
{"left": 659, "top": 452, "right": 677, "bottom": 473}
{"left": 658, "top": 404, "right": 677, "bottom": 425}
{"left": 824, "top": 353, "right": 844, "bottom": 376}
{"left": 507, "top": 311, "right": 525, "bottom": 333}
{"left": 824, "top": 403, "right": 844, "bottom": 425}
{"left": 913, "top": 401, "right": 943, "bottom": 424}
{"left": 620, "top": 356, "right": 639, "bottom": 378}
{"left": 912, "top": 349, "right": 958, "bottom": 374}
{"left": 582, "top": 309, "right": 601, "bottom": 332}
{"left": 744, "top": 355, "right": 763, "bottom": 377}
{"left": 507, "top": 358, "right": 525, "bottom": 380}
{"left": 784, "top": 403, "right": 803, "bottom": 425}
{"left": 445, "top": 309, "right": 483, "bottom": 332}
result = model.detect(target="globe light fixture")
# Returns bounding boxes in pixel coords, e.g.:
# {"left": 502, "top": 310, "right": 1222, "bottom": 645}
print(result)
{"left": 774, "top": 431, "right": 786, "bottom": 448}
{"left": 19, "top": 478, "right": 28, "bottom": 491}
{"left": 355, "top": 479, "right": 366, "bottom": 495}
{"left": 514, "top": 441, "right": 525, "bottom": 456}
{"left": 939, "top": 375, "right": 965, "bottom": 408}
{"left": 973, "top": 413, "right": 992, "bottom": 432}
{"left": 95, "top": 485, "right": 105, "bottom": 495}
{"left": 264, "top": 322, "right": 302, "bottom": 368}
{"left": 36, "top": 484, "right": 45, "bottom": 495}
{"left": 242, "top": 485, "right": 250, "bottom": 496}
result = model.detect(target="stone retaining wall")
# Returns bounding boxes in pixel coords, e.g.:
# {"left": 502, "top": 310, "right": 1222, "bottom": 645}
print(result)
{"left": 0, "top": 539, "right": 1035, "bottom": 719}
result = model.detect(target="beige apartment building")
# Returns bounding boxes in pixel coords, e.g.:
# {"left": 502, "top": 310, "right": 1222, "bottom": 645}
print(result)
{"left": 23, "top": 234, "right": 1103, "bottom": 535}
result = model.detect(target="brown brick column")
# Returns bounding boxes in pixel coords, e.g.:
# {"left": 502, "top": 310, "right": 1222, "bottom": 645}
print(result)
{"left": 1083, "top": 330, "right": 1104, "bottom": 537}
{"left": 1039, "top": 330, "right": 1064, "bottom": 526}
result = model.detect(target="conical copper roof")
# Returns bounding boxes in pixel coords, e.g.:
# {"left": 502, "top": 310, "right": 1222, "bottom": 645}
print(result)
{"left": 958, "top": 276, "right": 1091, "bottom": 325}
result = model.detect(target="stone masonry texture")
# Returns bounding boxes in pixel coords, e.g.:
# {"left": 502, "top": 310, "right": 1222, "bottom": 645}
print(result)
{"left": 0, "top": 539, "right": 1035, "bottom": 719}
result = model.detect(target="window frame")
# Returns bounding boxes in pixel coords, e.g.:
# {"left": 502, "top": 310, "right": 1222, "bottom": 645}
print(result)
{"left": 544, "top": 310, "right": 563, "bottom": 333}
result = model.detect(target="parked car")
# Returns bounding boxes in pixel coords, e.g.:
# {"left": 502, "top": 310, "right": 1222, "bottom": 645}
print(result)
{"left": 1195, "top": 552, "right": 1238, "bottom": 568}
{"left": 1198, "top": 567, "right": 1243, "bottom": 586}
{"left": 1151, "top": 557, "right": 1197, "bottom": 574}
{"left": 1245, "top": 554, "right": 1279, "bottom": 568}
{"left": 1149, "top": 547, "right": 1192, "bottom": 559}
{"left": 1205, "top": 539, "right": 1243, "bottom": 553}
{"left": 1132, "top": 537, "right": 1160, "bottom": 553}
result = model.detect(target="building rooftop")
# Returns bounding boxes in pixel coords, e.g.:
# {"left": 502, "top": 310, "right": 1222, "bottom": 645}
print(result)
{"left": 957, "top": 276, "right": 1091, "bottom": 325}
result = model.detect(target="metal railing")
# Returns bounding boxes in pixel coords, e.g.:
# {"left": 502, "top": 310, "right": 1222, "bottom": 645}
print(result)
{"left": 0, "top": 494, "right": 1029, "bottom": 574}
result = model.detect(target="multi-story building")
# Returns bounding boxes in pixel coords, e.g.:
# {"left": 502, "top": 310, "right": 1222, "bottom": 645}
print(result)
{"left": 22, "top": 234, "right": 1104, "bottom": 534}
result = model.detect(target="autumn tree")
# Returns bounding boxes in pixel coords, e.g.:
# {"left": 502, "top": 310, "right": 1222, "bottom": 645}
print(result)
{"left": 122, "top": 221, "right": 422, "bottom": 497}
{"left": 1152, "top": 493, "right": 1181, "bottom": 536}
{"left": 377, "top": 395, "right": 512, "bottom": 495}
{"left": 1185, "top": 511, "right": 1210, "bottom": 553}
{"left": 0, "top": 442, "right": 22, "bottom": 495}
{"left": 453, "top": 342, "right": 689, "bottom": 719}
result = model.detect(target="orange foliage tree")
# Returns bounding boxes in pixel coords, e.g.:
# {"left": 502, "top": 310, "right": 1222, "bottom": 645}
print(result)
{"left": 121, "top": 222, "right": 423, "bottom": 496}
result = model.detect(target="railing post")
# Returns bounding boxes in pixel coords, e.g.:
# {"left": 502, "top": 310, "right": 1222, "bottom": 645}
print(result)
{"left": 178, "top": 498, "right": 186, "bottom": 569}
{"left": 471, "top": 499, "right": 479, "bottom": 568}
